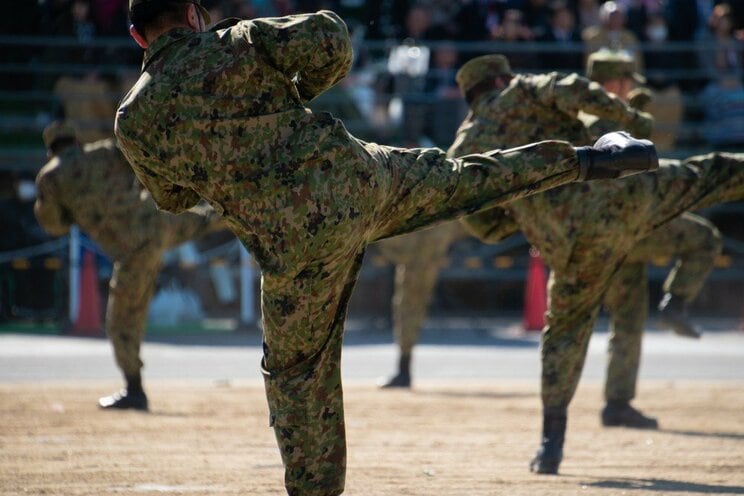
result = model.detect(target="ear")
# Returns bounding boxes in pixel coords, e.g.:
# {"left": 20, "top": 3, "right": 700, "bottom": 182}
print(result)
{"left": 129, "top": 24, "right": 148, "bottom": 49}
{"left": 186, "top": 4, "right": 205, "bottom": 31}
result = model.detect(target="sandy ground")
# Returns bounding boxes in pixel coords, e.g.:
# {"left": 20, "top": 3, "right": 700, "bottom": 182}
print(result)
{"left": 1, "top": 380, "right": 743, "bottom": 496}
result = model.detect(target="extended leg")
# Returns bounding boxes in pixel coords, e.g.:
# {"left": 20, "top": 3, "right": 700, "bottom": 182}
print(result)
{"left": 369, "top": 141, "right": 583, "bottom": 241}
{"left": 631, "top": 213, "right": 722, "bottom": 338}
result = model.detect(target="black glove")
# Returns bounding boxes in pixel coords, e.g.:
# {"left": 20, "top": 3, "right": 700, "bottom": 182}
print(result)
{"left": 575, "top": 131, "right": 658, "bottom": 181}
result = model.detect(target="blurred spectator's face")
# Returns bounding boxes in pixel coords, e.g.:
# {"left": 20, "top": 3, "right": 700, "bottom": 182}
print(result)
{"left": 72, "top": 1, "right": 90, "bottom": 22}
{"left": 713, "top": 15, "right": 734, "bottom": 37}
{"left": 553, "top": 9, "right": 575, "bottom": 31}
{"left": 603, "top": 77, "right": 634, "bottom": 100}
{"left": 406, "top": 7, "right": 431, "bottom": 37}
{"left": 434, "top": 46, "right": 458, "bottom": 68}
{"left": 606, "top": 10, "right": 625, "bottom": 30}
{"left": 578, "top": 0, "right": 597, "bottom": 9}
{"left": 499, "top": 10, "right": 525, "bottom": 40}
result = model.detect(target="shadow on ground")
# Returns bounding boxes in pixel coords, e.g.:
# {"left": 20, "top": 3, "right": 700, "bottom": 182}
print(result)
{"left": 583, "top": 478, "right": 744, "bottom": 494}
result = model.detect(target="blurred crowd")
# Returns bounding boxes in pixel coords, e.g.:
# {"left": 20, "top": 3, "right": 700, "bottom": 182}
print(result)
{"left": 3, "top": 0, "right": 744, "bottom": 147}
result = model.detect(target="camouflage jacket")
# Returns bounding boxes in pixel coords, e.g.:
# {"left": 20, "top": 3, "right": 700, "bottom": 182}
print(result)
{"left": 34, "top": 139, "right": 170, "bottom": 260}
{"left": 453, "top": 77, "right": 653, "bottom": 271}
{"left": 116, "top": 11, "right": 390, "bottom": 275}
{"left": 451, "top": 72, "right": 651, "bottom": 154}
{"left": 581, "top": 89, "right": 653, "bottom": 141}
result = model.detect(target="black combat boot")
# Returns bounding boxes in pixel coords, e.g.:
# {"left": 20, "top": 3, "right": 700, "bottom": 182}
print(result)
{"left": 658, "top": 293, "right": 700, "bottom": 338}
{"left": 529, "top": 410, "right": 566, "bottom": 475}
{"left": 378, "top": 352, "right": 411, "bottom": 389}
{"left": 98, "top": 374, "right": 149, "bottom": 411}
{"left": 575, "top": 131, "right": 658, "bottom": 180}
{"left": 601, "top": 400, "right": 658, "bottom": 429}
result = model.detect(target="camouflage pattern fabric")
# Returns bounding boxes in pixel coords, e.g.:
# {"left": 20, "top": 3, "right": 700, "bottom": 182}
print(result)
{"left": 449, "top": 71, "right": 652, "bottom": 155}
{"left": 34, "top": 139, "right": 221, "bottom": 377}
{"left": 115, "top": 11, "right": 589, "bottom": 495}
{"left": 580, "top": 64, "right": 722, "bottom": 404}
{"left": 376, "top": 222, "right": 466, "bottom": 355}
{"left": 602, "top": 213, "right": 722, "bottom": 402}
{"left": 461, "top": 151, "right": 744, "bottom": 412}
{"left": 373, "top": 70, "right": 652, "bottom": 360}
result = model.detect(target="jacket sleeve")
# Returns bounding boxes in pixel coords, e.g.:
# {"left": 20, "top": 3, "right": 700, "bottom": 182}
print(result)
{"left": 544, "top": 73, "right": 653, "bottom": 138}
{"left": 247, "top": 10, "right": 353, "bottom": 102}
{"left": 34, "top": 171, "right": 72, "bottom": 237}
{"left": 130, "top": 163, "right": 201, "bottom": 214}
{"left": 115, "top": 129, "right": 202, "bottom": 214}
{"left": 460, "top": 207, "right": 520, "bottom": 244}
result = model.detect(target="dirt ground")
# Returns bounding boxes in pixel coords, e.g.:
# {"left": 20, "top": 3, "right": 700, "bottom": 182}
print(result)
{"left": 1, "top": 380, "right": 743, "bottom": 496}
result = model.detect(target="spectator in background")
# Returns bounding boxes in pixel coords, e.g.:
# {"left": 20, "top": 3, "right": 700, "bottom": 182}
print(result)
{"left": 575, "top": 0, "right": 601, "bottom": 31}
{"left": 699, "top": 3, "right": 742, "bottom": 80}
{"left": 583, "top": 1, "right": 643, "bottom": 69}
{"left": 641, "top": 12, "right": 684, "bottom": 150}
{"left": 490, "top": 9, "right": 540, "bottom": 70}
{"left": 699, "top": 4, "right": 744, "bottom": 150}
{"left": 423, "top": 43, "right": 467, "bottom": 145}
{"left": 450, "top": 0, "right": 490, "bottom": 41}
{"left": 399, "top": 3, "right": 447, "bottom": 41}
{"left": 364, "top": 0, "right": 410, "bottom": 40}
{"left": 522, "top": 0, "right": 553, "bottom": 38}
{"left": 700, "top": 74, "right": 744, "bottom": 150}
{"left": 91, "top": 0, "right": 128, "bottom": 36}
{"left": 45, "top": 0, "right": 115, "bottom": 142}
{"left": 621, "top": 0, "right": 650, "bottom": 42}
{"left": 538, "top": 1, "right": 583, "bottom": 72}
{"left": 643, "top": 12, "right": 676, "bottom": 89}
{"left": 663, "top": 0, "right": 709, "bottom": 91}
{"left": 419, "top": 0, "right": 460, "bottom": 32}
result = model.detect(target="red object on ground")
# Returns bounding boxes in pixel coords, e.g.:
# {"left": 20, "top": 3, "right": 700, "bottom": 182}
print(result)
{"left": 523, "top": 248, "right": 547, "bottom": 332}
{"left": 72, "top": 250, "right": 103, "bottom": 336}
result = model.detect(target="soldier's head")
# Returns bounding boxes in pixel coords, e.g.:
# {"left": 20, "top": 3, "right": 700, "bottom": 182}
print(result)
{"left": 455, "top": 54, "right": 514, "bottom": 107}
{"left": 128, "top": 0, "right": 211, "bottom": 49}
{"left": 43, "top": 121, "right": 79, "bottom": 158}
{"left": 585, "top": 49, "right": 644, "bottom": 101}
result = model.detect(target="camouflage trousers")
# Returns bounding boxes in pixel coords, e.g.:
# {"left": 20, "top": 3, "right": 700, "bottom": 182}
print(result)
{"left": 106, "top": 206, "right": 220, "bottom": 378}
{"left": 603, "top": 213, "right": 722, "bottom": 402}
{"left": 541, "top": 153, "right": 744, "bottom": 412}
{"left": 258, "top": 141, "right": 583, "bottom": 496}
{"left": 376, "top": 222, "right": 466, "bottom": 354}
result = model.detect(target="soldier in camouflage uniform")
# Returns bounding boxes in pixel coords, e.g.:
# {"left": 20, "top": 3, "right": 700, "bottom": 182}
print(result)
{"left": 375, "top": 221, "right": 466, "bottom": 388}
{"left": 378, "top": 51, "right": 656, "bottom": 390}
{"left": 35, "top": 121, "right": 222, "bottom": 411}
{"left": 453, "top": 55, "right": 744, "bottom": 475}
{"left": 114, "top": 3, "right": 657, "bottom": 494}
{"left": 581, "top": 51, "right": 723, "bottom": 427}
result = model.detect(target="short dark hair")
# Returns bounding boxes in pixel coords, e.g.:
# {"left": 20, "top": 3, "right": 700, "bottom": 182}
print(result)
{"left": 49, "top": 137, "right": 77, "bottom": 155}
{"left": 130, "top": 1, "right": 189, "bottom": 40}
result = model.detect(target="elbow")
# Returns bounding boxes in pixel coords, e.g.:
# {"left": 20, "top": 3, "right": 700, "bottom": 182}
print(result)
{"left": 317, "top": 10, "right": 353, "bottom": 62}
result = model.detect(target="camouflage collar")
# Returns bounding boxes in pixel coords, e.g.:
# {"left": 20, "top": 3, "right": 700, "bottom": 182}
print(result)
{"left": 142, "top": 28, "right": 194, "bottom": 72}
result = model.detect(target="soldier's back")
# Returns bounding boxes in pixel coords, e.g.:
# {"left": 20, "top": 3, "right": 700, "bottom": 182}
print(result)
{"left": 47, "top": 139, "right": 164, "bottom": 259}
